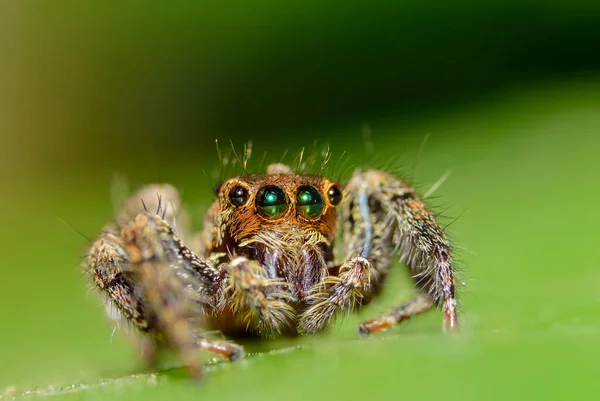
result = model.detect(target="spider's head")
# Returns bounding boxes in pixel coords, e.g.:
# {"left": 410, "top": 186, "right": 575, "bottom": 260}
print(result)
{"left": 214, "top": 163, "right": 343, "bottom": 245}
{"left": 210, "top": 163, "right": 344, "bottom": 293}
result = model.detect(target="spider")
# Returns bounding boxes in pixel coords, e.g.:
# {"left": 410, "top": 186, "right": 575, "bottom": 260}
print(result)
{"left": 87, "top": 158, "right": 459, "bottom": 377}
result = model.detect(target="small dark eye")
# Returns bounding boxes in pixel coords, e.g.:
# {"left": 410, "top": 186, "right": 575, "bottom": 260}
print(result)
{"left": 256, "top": 186, "right": 288, "bottom": 218}
{"left": 327, "top": 185, "right": 343, "bottom": 205}
{"left": 228, "top": 185, "right": 249, "bottom": 206}
{"left": 297, "top": 186, "right": 324, "bottom": 219}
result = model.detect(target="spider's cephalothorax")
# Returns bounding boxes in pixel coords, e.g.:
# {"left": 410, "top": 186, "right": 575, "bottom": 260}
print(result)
{"left": 87, "top": 162, "right": 459, "bottom": 377}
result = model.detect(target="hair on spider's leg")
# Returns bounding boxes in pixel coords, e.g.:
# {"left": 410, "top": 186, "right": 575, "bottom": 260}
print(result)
{"left": 56, "top": 217, "right": 92, "bottom": 244}
{"left": 442, "top": 204, "right": 471, "bottom": 231}
{"left": 423, "top": 169, "right": 453, "bottom": 199}
{"left": 409, "top": 133, "right": 430, "bottom": 183}
{"left": 154, "top": 193, "right": 163, "bottom": 216}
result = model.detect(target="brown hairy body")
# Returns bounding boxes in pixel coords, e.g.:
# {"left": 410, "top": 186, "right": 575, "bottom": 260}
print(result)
{"left": 87, "top": 160, "right": 459, "bottom": 377}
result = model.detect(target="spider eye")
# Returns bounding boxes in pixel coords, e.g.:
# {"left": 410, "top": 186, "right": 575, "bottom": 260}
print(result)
{"left": 228, "top": 185, "right": 249, "bottom": 206}
{"left": 296, "top": 186, "right": 324, "bottom": 219}
{"left": 256, "top": 186, "right": 288, "bottom": 219}
{"left": 213, "top": 181, "right": 224, "bottom": 195}
{"left": 327, "top": 185, "right": 343, "bottom": 206}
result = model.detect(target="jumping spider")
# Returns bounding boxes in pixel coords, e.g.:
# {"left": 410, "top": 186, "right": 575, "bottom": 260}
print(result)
{"left": 87, "top": 161, "right": 459, "bottom": 377}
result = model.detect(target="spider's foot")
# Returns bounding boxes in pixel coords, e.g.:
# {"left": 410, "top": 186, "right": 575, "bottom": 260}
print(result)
{"left": 357, "top": 295, "right": 434, "bottom": 336}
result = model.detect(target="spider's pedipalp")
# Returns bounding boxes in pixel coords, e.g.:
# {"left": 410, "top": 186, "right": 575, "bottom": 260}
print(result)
{"left": 219, "top": 256, "right": 297, "bottom": 335}
{"left": 298, "top": 256, "right": 372, "bottom": 334}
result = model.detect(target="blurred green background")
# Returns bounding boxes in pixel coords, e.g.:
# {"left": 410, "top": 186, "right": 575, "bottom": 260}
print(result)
{"left": 2, "top": 2, "right": 600, "bottom": 400}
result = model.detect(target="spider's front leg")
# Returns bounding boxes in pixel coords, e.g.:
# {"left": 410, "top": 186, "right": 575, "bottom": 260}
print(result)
{"left": 344, "top": 169, "right": 459, "bottom": 334}
{"left": 87, "top": 188, "right": 243, "bottom": 377}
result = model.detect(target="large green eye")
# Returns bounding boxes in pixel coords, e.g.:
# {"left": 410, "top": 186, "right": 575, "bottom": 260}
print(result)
{"left": 296, "top": 186, "right": 324, "bottom": 219}
{"left": 256, "top": 186, "right": 288, "bottom": 219}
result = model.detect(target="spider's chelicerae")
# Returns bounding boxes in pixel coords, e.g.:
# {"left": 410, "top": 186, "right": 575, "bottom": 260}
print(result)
{"left": 87, "top": 158, "right": 459, "bottom": 377}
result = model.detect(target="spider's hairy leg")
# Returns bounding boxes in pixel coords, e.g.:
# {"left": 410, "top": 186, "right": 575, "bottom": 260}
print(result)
{"left": 298, "top": 256, "right": 372, "bottom": 334}
{"left": 358, "top": 294, "right": 432, "bottom": 334}
{"left": 297, "top": 168, "right": 398, "bottom": 334}
{"left": 88, "top": 231, "right": 149, "bottom": 330}
{"left": 344, "top": 169, "right": 458, "bottom": 334}
{"left": 88, "top": 212, "right": 244, "bottom": 377}
{"left": 132, "top": 257, "right": 203, "bottom": 376}
{"left": 217, "top": 256, "right": 296, "bottom": 335}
